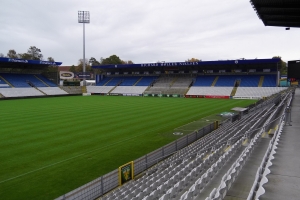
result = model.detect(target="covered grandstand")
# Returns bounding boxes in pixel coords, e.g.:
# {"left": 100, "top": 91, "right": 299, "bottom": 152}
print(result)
{"left": 0, "top": 57, "right": 286, "bottom": 100}
{"left": 90, "top": 58, "right": 284, "bottom": 99}
{"left": 0, "top": 57, "right": 85, "bottom": 98}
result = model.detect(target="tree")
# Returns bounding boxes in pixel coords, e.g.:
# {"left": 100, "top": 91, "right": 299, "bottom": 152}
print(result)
{"left": 101, "top": 55, "right": 123, "bottom": 65}
{"left": 19, "top": 46, "right": 43, "bottom": 60}
{"left": 69, "top": 65, "right": 76, "bottom": 73}
{"left": 0, "top": 53, "right": 4, "bottom": 57}
{"left": 18, "top": 53, "right": 32, "bottom": 60}
{"left": 89, "top": 57, "right": 100, "bottom": 66}
{"left": 28, "top": 46, "right": 43, "bottom": 60}
{"left": 7, "top": 49, "right": 18, "bottom": 58}
{"left": 272, "top": 56, "right": 287, "bottom": 75}
{"left": 121, "top": 60, "right": 134, "bottom": 64}
{"left": 47, "top": 57, "right": 55, "bottom": 62}
{"left": 77, "top": 59, "right": 92, "bottom": 72}
{"left": 186, "top": 58, "right": 201, "bottom": 62}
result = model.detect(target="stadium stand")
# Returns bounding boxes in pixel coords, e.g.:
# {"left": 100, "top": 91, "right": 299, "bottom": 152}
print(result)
{"left": 234, "top": 87, "right": 286, "bottom": 98}
{"left": 0, "top": 88, "right": 44, "bottom": 97}
{"left": 119, "top": 77, "right": 140, "bottom": 86}
{"left": 110, "top": 86, "right": 148, "bottom": 95}
{"left": 193, "top": 76, "right": 216, "bottom": 86}
{"left": 262, "top": 74, "right": 277, "bottom": 87}
{"left": 0, "top": 73, "right": 49, "bottom": 87}
{"left": 105, "top": 77, "right": 123, "bottom": 86}
{"left": 239, "top": 75, "right": 260, "bottom": 87}
{"left": 35, "top": 74, "right": 57, "bottom": 87}
{"left": 214, "top": 75, "right": 237, "bottom": 87}
{"left": 0, "top": 77, "right": 10, "bottom": 88}
{"left": 91, "top": 74, "right": 283, "bottom": 98}
{"left": 135, "top": 76, "right": 157, "bottom": 86}
{"left": 144, "top": 75, "right": 193, "bottom": 95}
{"left": 171, "top": 77, "right": 193, "bottom": 87}
{"left": 87, "top": 86, "right": 115, "bottom": 94}
{"left": 96, "top": 77, "right": 111, "bottom": 86}
{"left": 193, "top": 75, "right": 276, "bottom": 87}
{"left": 152, "top": 76, "right": 174, "bottom": 87}
{"left": 186, "top": 87, "right": 233, "bottom": 96}
{"left": 37, "top": 87, "right": 68, "bottom": 95}
{"left": 96, "top": 76, "right": 157, "bottom": 87}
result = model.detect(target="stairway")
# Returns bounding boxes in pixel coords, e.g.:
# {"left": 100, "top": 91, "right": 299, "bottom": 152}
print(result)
{"left": 230, "top": 87, "right": 238, "bottom": 96}
{"left": 0, "top": 75, "right": 14, "bottom": 87}
{"left": 104, "top": 78, "right": 113, "bottom": 86}
{"left": 258, "top": 76, "right": 264, "bottom": 87}
{"left": 34, "top": 75, "right": 50, "bottom": 87}
{"left": 134, "top": 77, "right": 143, "bottom": 86}
{"left": 108, "top": 85, "right": 118, "bottom": 94}
{"left": 169, "top": 77, "right": 178, "bottom": 87}
{"left": 230, "top": 80, "right": 240, "bottom": 96}
{"left": 211, "top": 76, "right": 219, "bottom": 87}
{"left": 34, "top": 87, "right": 47, "bottom": 95}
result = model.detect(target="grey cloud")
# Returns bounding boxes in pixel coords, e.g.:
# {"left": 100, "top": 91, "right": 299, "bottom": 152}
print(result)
{"left": 0, "top": 0, "right": 299, "bottom": 65}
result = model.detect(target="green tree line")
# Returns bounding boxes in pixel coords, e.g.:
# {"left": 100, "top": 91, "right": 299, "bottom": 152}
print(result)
{"left": 1, "top": 46, "right": 55, "bottom": 62}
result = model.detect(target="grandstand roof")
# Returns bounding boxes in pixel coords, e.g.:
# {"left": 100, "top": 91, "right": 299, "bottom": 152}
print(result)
{"left": 92, "top": 58, "right": 281, "bottom": 70}
{"left": 0, "top": 57, "right": 62, "bottom": 68}
{"left": 250, "top": 0, "right": 300, "bottom": 28}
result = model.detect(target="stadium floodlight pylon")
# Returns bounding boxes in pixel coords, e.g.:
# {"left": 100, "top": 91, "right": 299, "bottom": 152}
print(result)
{"left": 78, "top": 11, "right": 90, "bottom": 86}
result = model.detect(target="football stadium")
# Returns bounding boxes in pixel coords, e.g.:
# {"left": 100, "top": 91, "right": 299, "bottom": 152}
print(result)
{"left": 1, "top": 1, "right": 300, "bottom": 200}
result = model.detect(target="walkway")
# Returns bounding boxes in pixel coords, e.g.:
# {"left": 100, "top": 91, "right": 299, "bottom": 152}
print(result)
{"left": 260, "top": 88, "right": 300, "bottom": 200}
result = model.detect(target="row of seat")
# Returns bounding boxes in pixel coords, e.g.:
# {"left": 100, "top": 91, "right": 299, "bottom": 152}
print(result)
{"left": 87, "top": 86, "right": 114, "bottom": 94}
{"left": 247, "top": 93, "right": 293, "bottom": 200}
{"left": 96, "top": 76, "right": 157, "bottom": 86}
{"left": 101, "top": 96, "right": 280, "bottom": 200}
{"left": 110, "top": 86, "right": 148, "bottom": 95}
{"left": 97, "top": 75, "right": 277, "bottom": 87}
{"left": 38, "top": 87, "right": 68, "bottom": 95}
{"left": 0, "top": 73, "right": 57, "bottom": 87}
{"left": 180, "top": 139, "right": 244, "bottom": 200}
{"left": 235, "top": 87, "right": 286, "bottom": 98}
{"left": 186, "top": 87, "right": 233, "bottom": 96}
{"left": 210, "top": 128, "right": 263, "bottom": 200}
{"left": 0, "top": 88, "right": 43, "bottom": 97}
{"left": 247, "top": 121, "right": 284, "bottom": 200}
{"left": 0, "top": 87, "right": 68, "bottom": 97}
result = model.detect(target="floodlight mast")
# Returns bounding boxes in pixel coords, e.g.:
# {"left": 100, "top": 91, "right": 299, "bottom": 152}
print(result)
{"left": 78, "top": 11, "right": 90, "bottom": 86}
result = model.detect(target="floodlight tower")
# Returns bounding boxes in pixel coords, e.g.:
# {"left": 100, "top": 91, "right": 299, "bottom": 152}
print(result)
{"left": 78, "top": 11, "right": 90, "bottom": 86}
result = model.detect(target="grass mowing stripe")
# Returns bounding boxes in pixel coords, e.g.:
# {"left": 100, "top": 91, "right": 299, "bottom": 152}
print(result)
{"left": 0, "top": 109, "right": 205, "bottom": 184}
{"left": 0, "top": 96, "right": 256, "bottom": 199}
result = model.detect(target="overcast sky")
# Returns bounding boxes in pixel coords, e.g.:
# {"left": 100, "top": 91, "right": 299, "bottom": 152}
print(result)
{"left": 0, "top": 0, "right": 299, "bottom": 66}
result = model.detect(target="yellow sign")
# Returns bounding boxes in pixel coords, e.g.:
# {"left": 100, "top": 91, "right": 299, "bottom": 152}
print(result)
{"left": 118, "top": 161, "right": 134, "bottom": 185}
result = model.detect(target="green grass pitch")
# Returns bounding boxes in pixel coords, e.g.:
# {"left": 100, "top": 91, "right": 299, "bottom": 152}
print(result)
{"left": 0, "top": 96, "right": 256, "bottom": 199}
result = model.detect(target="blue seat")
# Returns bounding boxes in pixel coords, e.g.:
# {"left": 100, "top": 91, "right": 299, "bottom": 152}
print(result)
{"left": 135, "top": 76, "right": 157, "bottom": 86}
{"left": 262, "top": 75, "right": 277, "bottom": 87}
{"left": 36, "top": 75, "right": 57, "bottom": 87}
{"left": 0, "top": 78, "right": 10, "bottom": 88}
{"left": 106, "top": 77, "right": 123, "bottom": 86}
{"left": 120, "top": 77, "right": 140, "bottom": 86}
{"left": 193, "top": 76, "right": 216, "bottom": 86}
{"left": 96, "top": 77, "right": 111, "bottom": 86}
{"left": 0, "top": 73, "right": 48, "bottom": 87}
